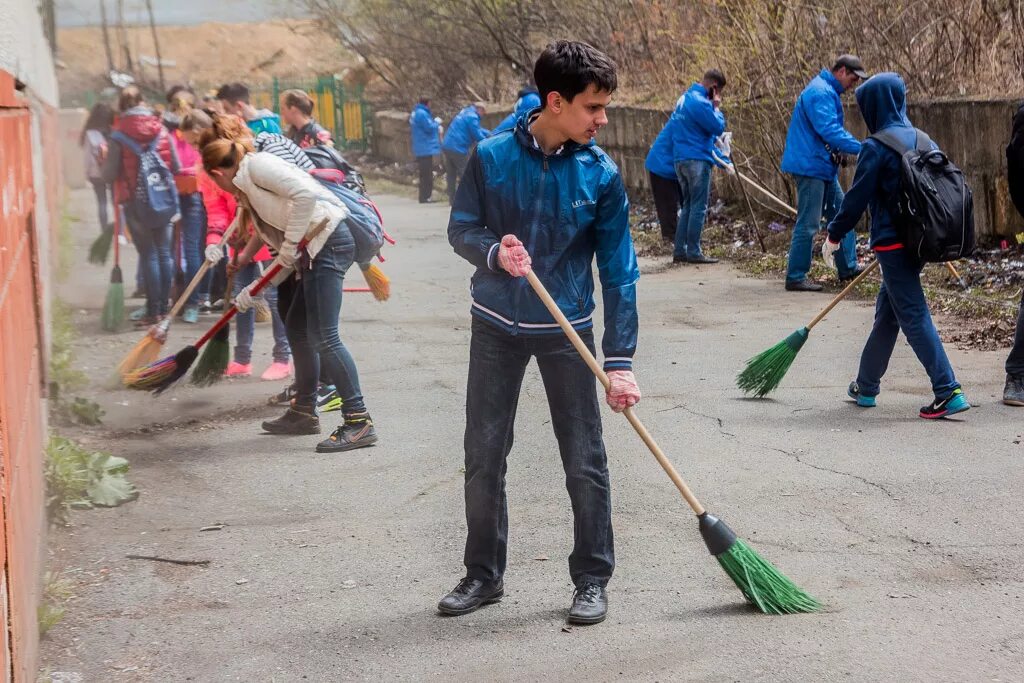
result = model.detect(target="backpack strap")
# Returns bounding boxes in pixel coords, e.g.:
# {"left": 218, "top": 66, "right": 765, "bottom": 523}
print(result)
{"left": 110, "top": 131, "right": 144, "bottom": 156}
{"left": 871, "top": 127, "right": 931, "bottom": 155}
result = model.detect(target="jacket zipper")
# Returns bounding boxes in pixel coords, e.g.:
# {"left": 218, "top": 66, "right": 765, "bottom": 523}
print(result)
{"left": 514, "top": 154, "right": 548, "bottom": 335}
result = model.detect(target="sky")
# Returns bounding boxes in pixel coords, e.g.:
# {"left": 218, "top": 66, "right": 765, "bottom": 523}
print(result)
{"left": 55, "top": 0, "right": 310, "bottom": 28}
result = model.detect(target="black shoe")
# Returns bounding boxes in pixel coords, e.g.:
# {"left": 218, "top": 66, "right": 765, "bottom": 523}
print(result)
{"left": 671, "top": 256, "right": 688, "bottom": 264}
{"left": 316, "top": 411, "right": 378, "bottom": 453}
{"left": 262, "top": 405, "right": 320, "bottom": 435}
{"left": 919, "top": 388, "right": 970, "bottom": 419}
{"left": 687, "top": 255, "right": 720, "bottom": 264}
{"left": 839, "top": 266, "right": 866, "bottom": 282}
{"left": 1004, "top": 374, "right": 1024, "bottom": 406}
{"left": 567, "top": 582, "right": 607, "bottom": 625}
{"left": 437, "top": 577, "right": 504, "bottom": 616}
{"left": 785, "top": 279, "right": 824, "bottom": 292}
{"left": 268, "top": 384, "right": 299, "bottom": 406}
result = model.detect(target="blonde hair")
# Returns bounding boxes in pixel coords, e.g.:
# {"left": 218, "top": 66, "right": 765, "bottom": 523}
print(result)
{"left": 198, "top": 112, "right": 255, "bottom": 153}
{"left": 201, "top": 138, "right": 252, "bottom": 174}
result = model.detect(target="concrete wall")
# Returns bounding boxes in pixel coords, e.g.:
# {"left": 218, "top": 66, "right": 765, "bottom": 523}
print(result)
{"left": 59, "top": 108, "right": 88, "bottom": 190}
{"left": 373, "top": 98, "right": 1024, "bottom": 239}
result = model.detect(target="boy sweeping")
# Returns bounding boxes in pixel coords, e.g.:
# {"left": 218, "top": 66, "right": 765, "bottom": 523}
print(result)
{"left": 440, "top": 41, "right": 641, "bottom": 625}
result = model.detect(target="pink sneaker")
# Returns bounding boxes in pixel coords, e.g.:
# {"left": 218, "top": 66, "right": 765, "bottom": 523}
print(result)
{"left": 260, "top": 360, "right": 293, "bottom": 381}
{"left": 224, "top": 361, "right": 252, "bottom": 377}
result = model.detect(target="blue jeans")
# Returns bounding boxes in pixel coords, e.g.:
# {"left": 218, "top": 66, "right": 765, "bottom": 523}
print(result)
{"left": 125, "top": 206, "right": 173, "bottom": 318}
{"left": 179, "top": 192, "right": 207, "bottom": 306}
{"left": 277, "top": 223, "right": 365, "bottom": 413}
{"left": 462, "top": 317, "right": 614, "bottom": 587}
{"left": 786, "top": 175, "right": 858, "bottom": 282}
{"left": 90, "top": 179, "right": 110, "bottom": 229}
{"left": 673, "top": 160, "right": 713, "bottom": 259}
{"left": 856, "top": 249, "right": 959, "bottom": 399}
{"left": 231, "top": 262, "right": 290, "bottom": 365}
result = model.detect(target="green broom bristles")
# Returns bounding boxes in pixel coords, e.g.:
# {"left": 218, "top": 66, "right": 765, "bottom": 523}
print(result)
{"left": 191, "top": 324, "right": 231, "bottom": 386}
{"left": 736, "top": 327, "right": 809, "bottom": 397}
{"left": 101, "top": 265, "right": 125, "bottom": 332}
{"left": 715, "top": 539, "right": 821, "bottom": 615}
{"left": 88, "top": 227, "right": 113, "bottom": 265}
{"left": 123, "top": 346, "right": 199, "bottom": 393}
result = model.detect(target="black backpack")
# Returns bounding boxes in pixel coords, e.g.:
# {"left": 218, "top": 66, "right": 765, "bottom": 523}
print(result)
{"left": 303, "top": 144, "right": 368, "bottom": 195}
{"left": 871, "top": 128, "right": 974, "bottom": 263}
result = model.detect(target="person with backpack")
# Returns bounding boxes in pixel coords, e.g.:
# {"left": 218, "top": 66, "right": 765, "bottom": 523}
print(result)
{"left": 103, "top": 86, "right": 181, "bottom": 328}
{"left": 441, "top": 102, "right": 490, "bottom": 203}
{"left": 1003, "top": 103, "right": 1024, "bottom": 406}
{"left": 494, "top": 86, "right": 541, "bottom": 133}
{"left": 409, "top": 97, "right": 441, "bottom": 203}
{"left": 822, "top": 72, "right": 970, "bottom": 419}
{"left": 201, "top": 135, "right": 377, "bottom": 452}
{"left": 217, "top": 82, "right": 283, "bottom": 135}
{"left": 81, "top": 102, "right": 115, "bottom": 233}
{"left": 781, "top": 55, "right": 867, "bottom": 292}
{"left": 280, "top": 89, "right": 334, "bottom": 149}
{"left": 441, "top": 41, "right": 640, "bottom": 625}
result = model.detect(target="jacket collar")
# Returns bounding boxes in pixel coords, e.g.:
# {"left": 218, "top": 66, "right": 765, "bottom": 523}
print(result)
{"left": 513, "top": 109, "right": 591, "bottom": 158}
{"left": 820, "top": 68, "right": 845, "bottom": 95}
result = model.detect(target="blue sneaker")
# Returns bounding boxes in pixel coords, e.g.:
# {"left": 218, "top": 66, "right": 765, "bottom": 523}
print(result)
{"left": 847, "top": 381, "right": 876, "bottom": 407}
{"left": 920, "top": 388, "right": 970, "bottom": 419}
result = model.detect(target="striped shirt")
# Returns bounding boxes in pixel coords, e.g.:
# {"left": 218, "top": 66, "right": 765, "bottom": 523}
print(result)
{"left": 254, "top": 132, "right": 315, "bottom": 171}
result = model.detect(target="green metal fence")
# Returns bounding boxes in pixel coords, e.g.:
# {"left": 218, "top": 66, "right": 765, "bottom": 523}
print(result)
{"left": 252, "top": 75, "right": 371, "bottom": 152}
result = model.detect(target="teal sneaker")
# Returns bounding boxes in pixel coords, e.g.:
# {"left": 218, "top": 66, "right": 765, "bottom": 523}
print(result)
{"left": 182, "top": 305, "right": 200, "bottom": 324}
{"left": 128, "top": 306, "right": 147, "bottom": 322}
{"left": 847, "top": 381, "right": 876, "bottom": 408}
{"left": 920, "top": 388, "right": 970, "bottom": 419}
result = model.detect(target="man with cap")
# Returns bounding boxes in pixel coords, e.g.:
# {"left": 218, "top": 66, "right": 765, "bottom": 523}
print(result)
{"left": 780, "top": 54, "right": 868, "bottom": 292}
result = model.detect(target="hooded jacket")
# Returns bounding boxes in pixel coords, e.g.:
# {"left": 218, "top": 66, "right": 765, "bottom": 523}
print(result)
{"left": 494, "top": 89, "right": 542, "bottom": 133}
{"left": 442, "top": 105, "right": 491, "bottom": 155}
{"left": 781, "top": 69, "right": 862, "bottom": 180}
{"left": 409, "top": 103, "right": 441, "bottom": 157}
{"left": 245, "top": 109, "right": 283, "bottom": 135}
{"left": 669, "top": 83, "right": 726, "bottom": 164}
{"left": 448, "top": 112, "right": 639, "bottom": 371}
{"left": 103, "top": 106, "right": 179, "bottom": 205}
{"left": 827, "top": 73, "right": 931, "bottom": 248}
{"left": 644, "top": 119, "right": 676, "bottom": 179}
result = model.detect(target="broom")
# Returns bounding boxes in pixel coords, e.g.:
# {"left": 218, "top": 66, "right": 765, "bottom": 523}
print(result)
{"left": 737, "top": 260, "right": 880, "bottom": 397}
{"left": 88, "top": 224, "right": 114, "bottom": 265}
{"left": 116, "top": 221, "right": 240, "bottom": 378}
{"left": 526, "top": 269, "right": 819, "bottom": 614}
{"left": 101, "top": 206, "right": 126, "bottom": 331}
{"left": 124, "top": 220, "right": 329, "bottom": 393}
{"left": 358, "top": 263, "right": 390, "bottom": 301}
{"left": 190, "top": 268, "right": 236, "bottom": 386}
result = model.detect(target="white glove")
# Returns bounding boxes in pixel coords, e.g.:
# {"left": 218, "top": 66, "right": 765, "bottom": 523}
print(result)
{"left": 434, "top": 116, "right": 442, "bottom": 124}
{"left": 234, "top": 282, "right": 257, "bottom": 313}
{"left": 204, "top": 244, "right": 223, "bottom": 265}
{"left": 722, "top": 162, "right": 737, "bottom": 176}
{"left": 821, "top": 238, "right": 841, "bottom": 269}
{"left": 715, "top": 131, "right": 733, "bottom": 158}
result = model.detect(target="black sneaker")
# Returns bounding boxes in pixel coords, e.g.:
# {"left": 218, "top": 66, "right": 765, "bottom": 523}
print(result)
{"left": 262, "top": 405, "right": 321, "bottom": 434}
{"left": 920, "top": 388, "right": 970, "bottom": 419}
{"left": 687, "top": 255, "right": 720, "bottom": 264}
{"left": 316, "top": 411, "right": 378, "bottom": 453}
{"left": 785, "top": 279, "right": 824, "bottom": 292}
{"left": 567, "top": 582, "right": 607, "bottom": 625}
{"left": 437, "top": 577, "right": 504, "bottom": 616}
{"left": 1003, "top": 375, "right": 1024, "bottom": 407}
{"left": 268, "top": 384, "right": 299, "bottom": 406}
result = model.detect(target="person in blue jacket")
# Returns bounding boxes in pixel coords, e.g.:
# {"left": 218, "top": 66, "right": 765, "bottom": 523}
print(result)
{"left": 644, "top": 119, "right": 682, "bottom": 243}
{"left": 494, "top": 86, "right": 542, "bottom": 132}
{"left": 409, "top": 97, "right": 441, "bottom": 203}
{"left": 441, "top": 41, "right": 640, "bottom": 626}
{"left": 670, "top": 69, "right": 728, "bottom": 264}
{"left": 442, "top": 102, "right": 490, "bottom": 203}
{"left": 822, "top": 73, "right": 969, "bottom": 420}
{"left": 781, "top": 55, "right": 867, "bottom": 291}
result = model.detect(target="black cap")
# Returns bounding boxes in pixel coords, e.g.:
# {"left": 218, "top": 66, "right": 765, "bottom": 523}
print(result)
{"left": 833, "top": 54, "right": 868, "bottom": 80}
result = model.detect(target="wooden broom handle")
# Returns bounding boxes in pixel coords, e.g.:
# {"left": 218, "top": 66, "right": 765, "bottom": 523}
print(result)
{"left": 806, "top": 259, "right": 880, "bottom": 330}
{"left": 525, "top": 270, "right": 706, "bottom": 516}
{"left": 166, "top": 218, "right": 241, "bottom": 320}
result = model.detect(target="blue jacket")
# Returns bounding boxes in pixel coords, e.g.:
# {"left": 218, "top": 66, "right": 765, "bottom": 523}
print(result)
{"left": 495, "top": 90, "right": 542, "bottom": 133}
{"left": 644, "top": 120, "right": 675, "bottom": 179}
{"left": 442, "top": 105, "right": 491, "bottom": 155}
{"left": 781, "top": 69, "right": 862, "bottom": 180}
{"left": 669, "top": 83, "right": 726, "bottom": 164}
{"left": 448, "top": 113, "right": 640, "bottom": 371}
{"left": 409, "top": 103, "right": 441, "bottom": 157}
{"left": 828, "top": 73, "right": 928, "bottom": 249}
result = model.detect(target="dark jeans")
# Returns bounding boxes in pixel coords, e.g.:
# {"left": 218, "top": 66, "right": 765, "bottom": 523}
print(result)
{"left": 90, "top": 179, "right": 110, "bottom": 229}
{"left": 416, "top": 155, "right": 434, "bottom": 202}
{"left": 649, "top": 171, "right": 682, "bottom": 242}
{"left": 463, "top": 317, "right": 614, "bottom": 587}
{"left": 179, "top": 192, "right": 207, "bottom": 306}
{"left": 857, "top": 248, "right": 959, "bottom": 399}
{"left": 125, "top": 206, "right": 173, "bottom": 318}
{"left": 443, "top": 149, "right": 469, "bottom": 204}
{"left": 674, "top": 159, "right": 713, "bottom": 259}
{"left": 1007, "top": 288, "right": 1024, "bottom": 378}
{"left": 231, "top": 261, "right": 290, "bottom": 365}
{"left": 786, "top": 175, "right": 858, "bottom": 282}
{"left": 277, "top": 223, "right": 365, "bottom": 413}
